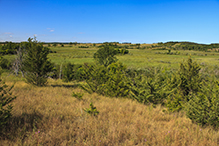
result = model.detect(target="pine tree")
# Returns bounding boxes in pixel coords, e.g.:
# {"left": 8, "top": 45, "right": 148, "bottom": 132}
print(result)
{"left": 22, "top": 37, "right": 53, "bottom": 86}
{"left": 185, "top": 80, "right": 219, "bottom": 128}
{"left": 166, "top": 56, "right": 202, "bottom": 112}
{"left": 0, "top": 78, "right": 16, "bottom": 132}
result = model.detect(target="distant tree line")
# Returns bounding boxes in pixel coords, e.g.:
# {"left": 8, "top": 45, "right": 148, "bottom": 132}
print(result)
{"left": 157, "top": 41, "right": 219, "bottom": 51}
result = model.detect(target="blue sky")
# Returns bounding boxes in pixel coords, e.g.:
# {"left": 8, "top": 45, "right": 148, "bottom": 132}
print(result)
{"left": 0, "top": 0, "right": 218, "bottom": 44}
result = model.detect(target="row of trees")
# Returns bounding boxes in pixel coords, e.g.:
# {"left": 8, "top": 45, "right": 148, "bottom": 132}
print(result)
{"left": 157, "top": 41, "right": 219, "bottom": 51}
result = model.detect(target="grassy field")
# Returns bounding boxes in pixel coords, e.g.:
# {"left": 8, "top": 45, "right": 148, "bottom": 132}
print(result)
{"left": 3, "top": 44, "right": 219, "bottom": 69}
{"left": 1, "top": 78, "right": 219, "bottom": 145}
{"left": 1, "top": 44, "right": 219, "bottom": 145}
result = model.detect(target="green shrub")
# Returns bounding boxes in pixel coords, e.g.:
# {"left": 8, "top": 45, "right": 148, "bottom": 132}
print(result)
{"left": 0, "top": 79, "right": 16, "bottom": 132}
{"left": 62, "top": 63, "right": 84, "bottom": 82}
{"left": 185, "top": 80, "right": 219, "bottom": 128}
{"left": 165, "top": 56, "right": 202, "bottom": 112}
{"left": 81, "top": 62, "right": 130, "bottom": 97}
{"left": 0, "top": 57, "right": 11, "bottom": 69}
{"left": 62, "top": 63, "right": 74, "bottom": 82}
{"left": 129, "top": 67, "right": 169, "bottom": 105}
{"left": 48, "top": 64, "right": 60, "bottom": 79}
{"left": 84, "top": 102, "right": 99, "bottom": 116}
{"left": 72, "top": 92, "right": 83, "bottom": 100}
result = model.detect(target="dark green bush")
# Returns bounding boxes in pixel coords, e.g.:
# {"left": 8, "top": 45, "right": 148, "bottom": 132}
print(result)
{"left": 185, "top": 80, "right": 219, "bottom": 128}
{"left": 128, "top": 67, "right": 169, "bottom": 105}
{"left": 81, "top": 62, "right": 130, "bottom": 97}
{"left": 0, "top": 79, "right": 16, "bottom": 133}
{"left": 0, "top": 57, "right": 11, "bottom": 69}
{"left": 62, "top": 63, "right": 74, "bottom": 82}
{"left": 165, "top": 56, "right": 202, "bottom": 112}
{"left": 62, "top": 63, "right": 84, "bottom": 82}
{"left": 48, "top": 64, "right": 60, "bottom": 79}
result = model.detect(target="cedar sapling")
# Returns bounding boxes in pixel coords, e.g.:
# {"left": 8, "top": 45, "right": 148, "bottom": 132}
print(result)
{"left": 22, "top": 37, "right": 53, "bottom": 86}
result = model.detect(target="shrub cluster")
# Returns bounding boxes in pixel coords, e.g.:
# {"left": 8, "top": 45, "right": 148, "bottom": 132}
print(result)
{"left": 62, "top": 63, "right": 84, "bottom": 82}
{"left": 79, "top": 48, "right": 219, "bottom": 128}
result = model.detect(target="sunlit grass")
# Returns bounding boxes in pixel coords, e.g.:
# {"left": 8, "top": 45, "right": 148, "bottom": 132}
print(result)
{"left": 1, "top": 78, "right": 219, "bottom": 145}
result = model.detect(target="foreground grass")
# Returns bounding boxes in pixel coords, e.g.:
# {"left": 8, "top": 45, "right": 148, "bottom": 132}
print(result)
{"left": 1, "top": 78, "right": 219, "bottom": 146}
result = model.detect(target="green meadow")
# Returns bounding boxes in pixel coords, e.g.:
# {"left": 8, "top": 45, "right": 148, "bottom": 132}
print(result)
{"left": 45, "top": 44, "right": 219, "bottom": 69}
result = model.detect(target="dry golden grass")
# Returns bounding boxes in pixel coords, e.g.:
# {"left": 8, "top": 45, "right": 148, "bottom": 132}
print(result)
{"left": 1, "top": 79, "right": 219, "bottom": 145}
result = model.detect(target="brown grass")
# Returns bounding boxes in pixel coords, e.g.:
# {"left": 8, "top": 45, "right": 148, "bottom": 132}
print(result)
{"left": 1, "top": 79, "right": 219, "bottom": 146}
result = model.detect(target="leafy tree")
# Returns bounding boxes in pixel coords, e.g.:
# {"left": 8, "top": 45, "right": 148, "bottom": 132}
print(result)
{"left": 22, "top": 37, "right": 53, "bottom": 86}
{"left": 93, "top": 45, "right": 118, "bottom": 67}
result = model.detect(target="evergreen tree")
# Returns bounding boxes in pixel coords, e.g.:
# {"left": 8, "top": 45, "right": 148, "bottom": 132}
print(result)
{"left": 0, "top": 78, "right": 16, "bottom": 132}
{"left": 185, "top": 79, "right": 219, "bottom": 128}
{"left": 23, "top": 37, "right": 53, "bottom": 86}
{"left": 166, "top": 56, "right": 202, "bottom": 112}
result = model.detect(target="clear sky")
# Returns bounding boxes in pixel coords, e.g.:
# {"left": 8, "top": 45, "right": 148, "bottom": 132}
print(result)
{"left": 0, "top": 0, "right": 219, "bottom": 44}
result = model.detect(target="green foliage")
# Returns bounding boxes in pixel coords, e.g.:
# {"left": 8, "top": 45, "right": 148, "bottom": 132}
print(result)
{"left": 72, "top": 91, "right": 83, "bottom": 100}
{"left": 115, "top": 48, "right": 129, "bottom": 55}
{"left": 81, "top": 62, "right": 130, "bottom": 97}
{"left": 23, "top": 37, "right": 54, "bottom": 86}
{"left": 48, "top": 64, "right": 60, "bottom": 79}
{"left": 0, "top": 79, "right": 16, "bottom": 132}
{"left": 166, "top": 56, "right": 202, "bottom": 112}
{"left": 84, "top": 102, "right": 99, "bottom": 116}
{"left": 0, "top": 42, "right": 19, "bottom": 55}
{"left": 185, "top": 80, "right": 219, "bottom": 128}
{"left": 78, "top": 46, "right": 89, "bottom": 48}
{"left": 62, "top": 63, "right": 74, "bottom": 82}
{"left": 157, "top": 41, "right": 219, "bottom": 51}
{"left": 93, "top": 45, "right": 118, "bottom": 67}
{"left": 53, "top": 43, "right": 57, "bottom": 47}
{"left": 62, "top": 63, "right": 84, "bottom": 82}
{"left": 0, "top": 56, "right": 11, "bottom": 69}
{"left": 129, "top": 67, "right": 169, "bottom": 105}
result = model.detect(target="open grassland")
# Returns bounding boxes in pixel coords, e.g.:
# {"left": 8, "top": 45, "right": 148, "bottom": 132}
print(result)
{"left": 1, "top": 77, "right": 219, "bottom": 145}
{"left": 48, "top": 45, "right": 219, "bottom": 69}
{"left": 3, "top": 44, "right": 219, "bottom": 69}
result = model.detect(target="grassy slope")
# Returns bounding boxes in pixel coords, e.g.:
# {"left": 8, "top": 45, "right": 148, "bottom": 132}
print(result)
{"left": 1, "top": 77, "right": 219, "bottom": 145}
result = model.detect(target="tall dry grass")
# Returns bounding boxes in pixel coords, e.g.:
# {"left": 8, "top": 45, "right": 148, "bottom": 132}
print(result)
{"left": 1, "top": 79, "right": 219, "bottom": 145}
